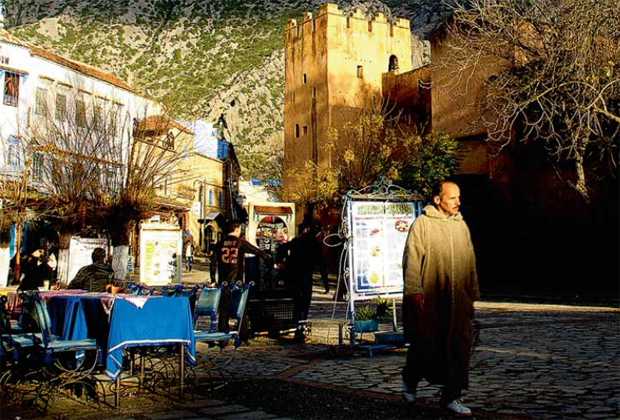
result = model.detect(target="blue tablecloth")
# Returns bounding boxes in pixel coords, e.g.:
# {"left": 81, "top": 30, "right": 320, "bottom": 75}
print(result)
{"left": 47, "top": 294, "right": 196, "bottom": 380}
{"left": 47, "top": 294, "right": 112, "bottom": 354}
{"left": 105, "top": 297, "right": 196, "bottom": 379}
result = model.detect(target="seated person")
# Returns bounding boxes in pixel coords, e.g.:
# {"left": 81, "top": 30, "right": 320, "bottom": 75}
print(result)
{"left": 67, "top": 247, "right": 114, "bottom": 293}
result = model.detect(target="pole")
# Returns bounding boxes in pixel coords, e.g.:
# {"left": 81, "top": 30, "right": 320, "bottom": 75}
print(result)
{"left": 201, "top": 182, "right": 205, "bottom": 250}
{"left": 14, "top": 222, "right": 21, "bottom": 284}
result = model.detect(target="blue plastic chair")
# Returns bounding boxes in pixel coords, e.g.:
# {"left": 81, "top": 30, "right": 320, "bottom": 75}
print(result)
{"left": 193, "top": 284, "right": 225, "bottom": 332}
{"left": 22, "top": 292, "right": 101, "bottom": 413}
{"left": 193, "top": 281, "right": 253, "bottom": 386}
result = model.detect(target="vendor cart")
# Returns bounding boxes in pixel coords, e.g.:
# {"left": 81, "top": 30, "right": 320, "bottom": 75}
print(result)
{"left": 244, "top": 202, "right": 299, "bottom": 336}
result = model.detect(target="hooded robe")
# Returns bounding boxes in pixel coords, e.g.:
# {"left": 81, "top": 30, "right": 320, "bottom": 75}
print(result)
{"left": 402, "top": 204, "right": 479, "bottom": 390}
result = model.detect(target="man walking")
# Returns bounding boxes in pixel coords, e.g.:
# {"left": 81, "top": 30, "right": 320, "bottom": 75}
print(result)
{"left": 210, "top": 221, "right": 272, "bottom": 335}
{"left": 401, "top": 180, "right": 479, "bottom": 417}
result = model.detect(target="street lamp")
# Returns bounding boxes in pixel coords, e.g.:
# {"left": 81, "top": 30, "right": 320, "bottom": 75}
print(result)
{"left": 193, "top": 179, "right": 205, "bottom": 250}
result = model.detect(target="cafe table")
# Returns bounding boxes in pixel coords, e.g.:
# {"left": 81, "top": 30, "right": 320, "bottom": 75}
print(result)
{"left": 44, "top": 292, "right": 196, "bottom": 403}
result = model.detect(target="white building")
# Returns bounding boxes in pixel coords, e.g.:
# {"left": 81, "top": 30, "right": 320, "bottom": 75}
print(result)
{"left": 0, "top": 28, "right": 161, "bottom": 176}
{"left": 0, "top": 26, "right": 230, "bottom": 285}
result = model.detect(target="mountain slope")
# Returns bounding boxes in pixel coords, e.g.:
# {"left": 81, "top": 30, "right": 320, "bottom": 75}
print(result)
{"left": 3, "top": 0, "right": 449, "bottom": 178}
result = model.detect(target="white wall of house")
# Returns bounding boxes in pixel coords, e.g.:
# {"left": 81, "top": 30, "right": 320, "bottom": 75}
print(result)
{"left": 0, "top": 33, "right": 160, "bottom": 175}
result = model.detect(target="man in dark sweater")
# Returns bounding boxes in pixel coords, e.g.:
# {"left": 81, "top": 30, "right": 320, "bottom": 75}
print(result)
{"left": 67, "top": 247, "right": 114, "bottom": 292}
{"left": 277, "top": 222, "right": 328, "bottom": 332}
{"left": 210, "top": 221, "right": 272, "bottom": 334}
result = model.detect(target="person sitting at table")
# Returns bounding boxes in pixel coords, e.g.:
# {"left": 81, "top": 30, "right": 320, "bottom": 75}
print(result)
{"left": 67, "top": 248, "right": 114, "bottom": 293}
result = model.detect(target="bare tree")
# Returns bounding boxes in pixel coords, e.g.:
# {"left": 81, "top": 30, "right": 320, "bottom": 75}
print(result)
{"left": 96, "top": 112, "right": 192, "bottom": 281}
{"left": 439, "top": 0, "right": 620, "bottom": 202}
{"left": 25, "top": 88, "right": 191, "bottom": 283}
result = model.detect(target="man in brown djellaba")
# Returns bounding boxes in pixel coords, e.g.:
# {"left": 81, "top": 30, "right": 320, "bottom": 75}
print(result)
{"left": 401, "top": 180, "right": 479, "bottom": 417}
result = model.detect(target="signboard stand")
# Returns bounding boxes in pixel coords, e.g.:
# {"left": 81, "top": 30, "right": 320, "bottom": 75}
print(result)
{"left": 342, "top": 184, "right": 423, "bottom": 350}
{"left": 139, "top": 222, "right": 182, "bottom": 286}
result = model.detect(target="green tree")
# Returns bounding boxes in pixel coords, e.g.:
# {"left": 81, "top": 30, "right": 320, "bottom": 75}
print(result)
{"left": 399, "top": 132, "right": 463, "bottom": 198}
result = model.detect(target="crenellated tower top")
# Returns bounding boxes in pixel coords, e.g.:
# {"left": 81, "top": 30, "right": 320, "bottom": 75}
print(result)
{"left": 286, "top": 3, "right": 410, "bottom": 34}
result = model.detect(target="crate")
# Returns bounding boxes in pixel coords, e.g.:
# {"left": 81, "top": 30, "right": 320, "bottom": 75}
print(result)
{"left": 247, "top": 297, "right": 297, "bottom": 334}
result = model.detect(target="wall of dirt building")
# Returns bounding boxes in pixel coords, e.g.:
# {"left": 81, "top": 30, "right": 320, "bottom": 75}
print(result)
{"left": 382, "top": 66, "right": 432, "bottom": 133}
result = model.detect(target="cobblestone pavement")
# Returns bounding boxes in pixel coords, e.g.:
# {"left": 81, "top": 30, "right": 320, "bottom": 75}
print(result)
{"left": 2, "top": 262, "right": 619, "bottom": 420}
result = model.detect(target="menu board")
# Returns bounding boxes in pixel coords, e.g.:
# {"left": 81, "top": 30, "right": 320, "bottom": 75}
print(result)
{"left": 348, "top": 201, "right": 418, "bottom": 299}
{"left": 139, "top": 223, "right": 182, "bottom": 286}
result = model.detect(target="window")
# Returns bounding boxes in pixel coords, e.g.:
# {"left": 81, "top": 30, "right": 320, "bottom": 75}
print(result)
{"left": 76, "top": 99, "right": 86, "bottom": 127}
{"left": 110, "top": 104, "right": 122, "bottom": 136}
{"left": 6, "top": 136, "right": 19, "bottom": 169}
{"left": 219, "top": 191, "right": 223, "bottom": 208}
{"left": 303, "top": 74, "right": 307, "bottom": 84}
{"left": 346, "top": 17, "right": 351, "bottom": 29}
{"left": 312, "top": 20, "right": 315, "bottom": 32}
{"left": 32, "top": 152, "right": 44, "bottom": 181}
{"left": 357, "top": 66, "right": 364, "bottom": 79}
{"left": 55, "top": 94, "right": 67, "bottom": 120}
{"left": 209, "top": 189, "right": 213, "bottom": 206}
{"left": 292, "top": 92, "right": 295, "bottom": 104}
{"left": 312, "top": 86, "right": 316, "bottom": 98}
{"left": 295, "top": 124, "right": 300, "bottom": 138}
{"left": 303, "top": 126, "right": 308, "bottom": 135}
{"left": 368, "top": 21, "right": 372, "bottom": 32}
{"left": 3, "top": 72, "right": 19, "bottom": 106}
{"left": 388, "top": 55, "right": 399, "bottom": 72}
{"left": 35, "top": 87, "right": 48, "bottom": 116}
{"left": 93, "top": 104, "right": 103, "bottom": 131}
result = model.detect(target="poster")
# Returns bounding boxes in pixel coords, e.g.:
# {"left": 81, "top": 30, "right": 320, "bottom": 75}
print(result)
{"left": 139, "top": 223, "right": 182, "bottom": 286}
{"left": 67, "top": 237, "right": 109, "bottom": 285}
{"left": 348, "top": 200, "right": 420, "bottom": 299}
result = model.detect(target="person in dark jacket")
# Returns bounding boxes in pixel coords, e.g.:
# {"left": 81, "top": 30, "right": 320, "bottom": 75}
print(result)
{"left": 67, "top": 247, "right": 114, "bottom": 293}
{"left": 210, "top": 221, "right": 272, "bottom": 334}
{"left": 17, "top": 251, "right": 45, "bottom": 291}
{"left": 276, "top": 221, "right": 328, "bottom": 339}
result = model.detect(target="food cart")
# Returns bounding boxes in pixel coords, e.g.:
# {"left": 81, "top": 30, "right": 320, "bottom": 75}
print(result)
{"left": 244, "top": 202, "right": 298, "bottom": 336}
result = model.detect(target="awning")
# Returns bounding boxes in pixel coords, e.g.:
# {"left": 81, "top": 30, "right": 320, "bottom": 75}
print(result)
{"left": 198, "top": 212, "right": 224, "bottom": 223}
{"left": 204, "top": 212, "right": 222, "bottom": 220}
{"left": 254, "top": 206, "right": 293, "bottom": 215}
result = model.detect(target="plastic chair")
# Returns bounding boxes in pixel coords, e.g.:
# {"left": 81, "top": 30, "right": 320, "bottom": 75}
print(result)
{"left": 129, "top": 283, "right": 155, "bottom": 296}
{"left": 192, "top": 282, "right": 253, "bottom": 390}
{"left": 21, "top": 291, "right": 101, "bottom": 413}
{"left": 1, "top": 295, "right": 40, "bottom": 397}
{"left": 193, "top": 283, "right": 225, "bottom": 332}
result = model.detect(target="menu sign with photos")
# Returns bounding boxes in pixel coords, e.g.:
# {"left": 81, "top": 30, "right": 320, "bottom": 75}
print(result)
{"left": 139, "top": 223, "right": 182, "bottom": 286}
{"left": 348, "top": 200, "right": 420, "bottom": 299}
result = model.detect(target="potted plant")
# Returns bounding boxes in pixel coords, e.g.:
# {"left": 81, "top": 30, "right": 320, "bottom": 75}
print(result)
{"left": 354, "top": 297, "right": 390, "bottom": 332}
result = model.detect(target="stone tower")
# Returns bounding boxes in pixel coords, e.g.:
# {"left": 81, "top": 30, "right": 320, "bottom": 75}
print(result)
{"left": 284, "top": 3, "right": 412, "bottom": 189}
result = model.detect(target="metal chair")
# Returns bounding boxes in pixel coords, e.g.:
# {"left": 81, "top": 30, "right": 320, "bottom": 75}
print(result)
{"left": 192, "top": 282, "right": 253, "bottom": 390}
{"left": 193, "top": 283, "right": 225, "bottom": 332}
{"left": 21, "top": 291, "right": 101, "bottom": 413}
{"left": 0, "top": 295, "right": 40, "bottom": 403}
{"left": 127, "top": 282, "right": 155, "bottom": 296}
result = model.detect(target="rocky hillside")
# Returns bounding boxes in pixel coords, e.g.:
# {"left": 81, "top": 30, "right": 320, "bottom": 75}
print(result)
{"left": 3, "top": 0, "right": 450, "bottom": 178}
